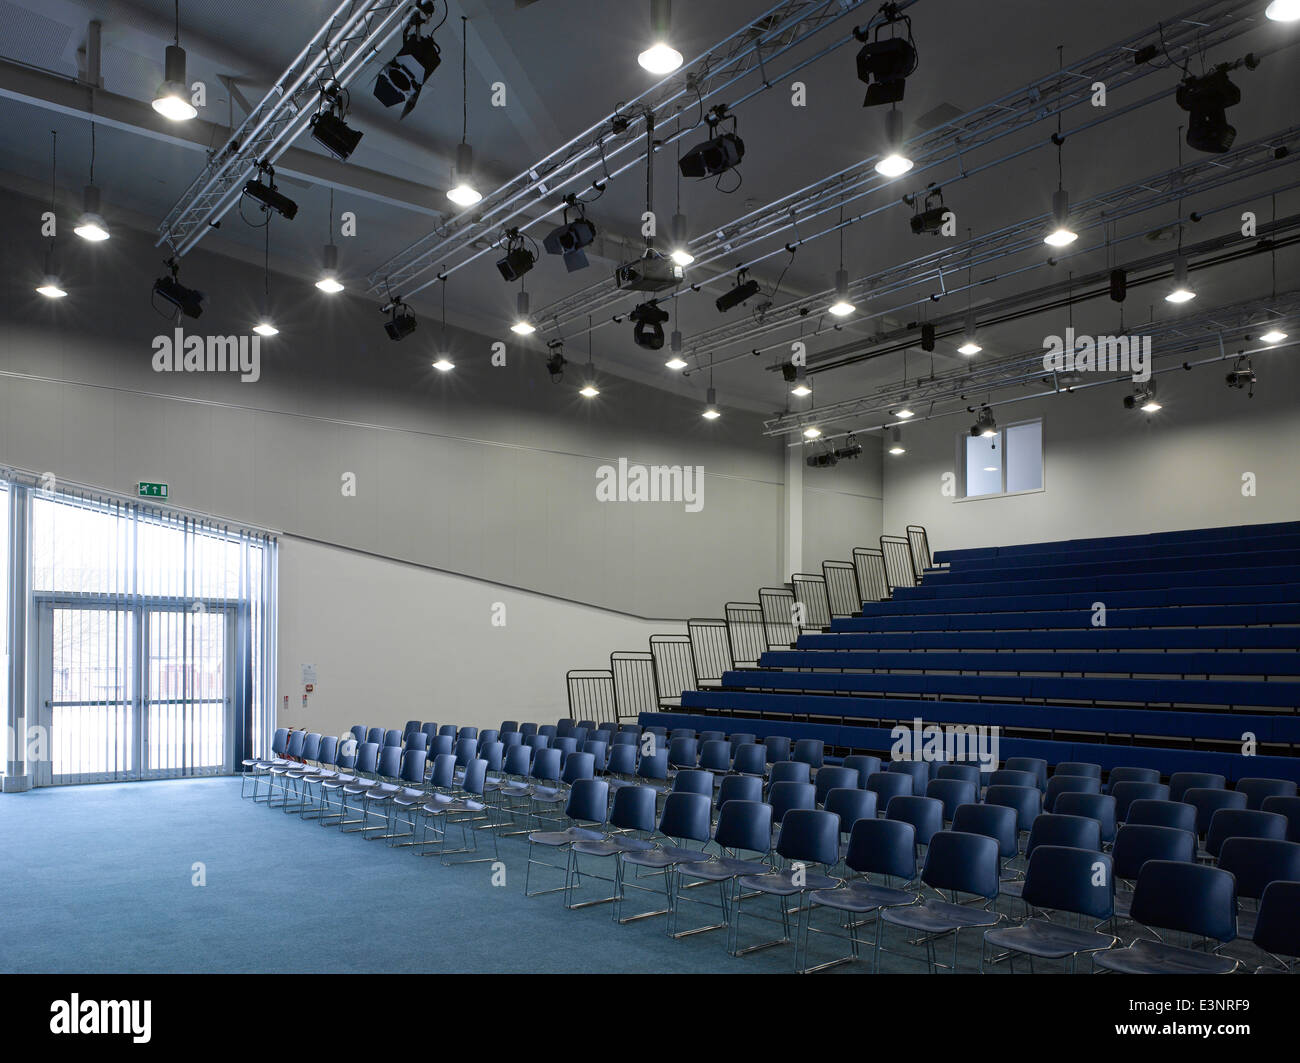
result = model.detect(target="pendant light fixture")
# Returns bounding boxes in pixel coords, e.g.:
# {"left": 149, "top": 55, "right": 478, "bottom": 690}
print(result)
{"left": 957, "top": 231, "right": 981, "bottom": 355}
{"left": 888, "top": 426, "right": 906, "bottom": 455}
{"left": 37, "top": 131, "right": 67, "bottom": 298}
{"left": 1044, "top": 50, "right": 1077, "bottom": 248}
{"left": 702, "top": 360, "right": 720, "bottom": 419}
{"left": 578, "top": 316, "right": 599, "bottom": 397}
{"left": 74, "top": 119, "right": 109, "bottom": 242}
{"left": 432, "top": 275, "right": 454, "bottom": 370}
{"left": 828, "top": 187, "right": 855, "bottom": 317}
{"left": 666, "top": 301, "right": 687, "bottom": 370}
{"left": 669, "top": 122, "right": 693, "bottom": 266}
{"left": 638, "top": 0, "right": 683, "bottom": 75}
{"left": 315, "top": 189, "right": 344, "bottom": 293}
{"left": 874, "top": 106, "right": 912, "bottom": 178}
{"left": 447, "top": 17, "right": 482, "bottom": 207}
{"left": 152, "top": 1, "right": 198, "bottom": 121}
{"left": 1165, "top": 133, "right": 1195, "bottom": 304}
{"left": 252, "top": 218, "right": 278, "bottom": 336}
{"left": 511, "top": 287, "right": 535, "bottom": 334}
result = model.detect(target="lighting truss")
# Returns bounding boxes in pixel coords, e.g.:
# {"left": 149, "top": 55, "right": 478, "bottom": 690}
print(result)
{"left": 364, "top": 0, "right": 918, "bottom": 300}
{"left": 536, "top": 0, "right": 1266, "bottom": 336}
{"left": 762, "top": 289, "right": 1300, "bottom": 440}
{"left": 157, "top": 0, "right": 417, "bottom": 256}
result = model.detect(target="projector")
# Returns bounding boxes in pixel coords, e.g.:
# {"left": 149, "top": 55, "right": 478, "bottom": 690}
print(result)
{"left": 615, "top": 249, "right": 684, "bottom": 293}
{"left": 910, "top": 206, "right": 949, "bottom": 235}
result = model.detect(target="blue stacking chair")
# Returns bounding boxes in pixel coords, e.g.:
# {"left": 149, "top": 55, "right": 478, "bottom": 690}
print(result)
{"left": 1110, "top": 823, "right": 1198, "bottom": 921}
{"left": 1235, "top": 777, "right": 1298, "bottom": 811}
{"left": 803, "top": 818, "right": 919, "bottom": 973}
{"left": 952, "top": 803, "right": 1018, "bottom": 874}
{"left": 349, "top": 744, "right": 404, "bottom": 836}
{"left": 1169, "top": 771, "right": 1225, "bottom": 803}
{"left": 671, "top": 800, "right": 774, "bottom": 940}
{"left": 927, "top": 778, "right": 977, "bottom": 824}
{"left": 278, "top": 732, "right": 322, "bottom": 814}
{"left": 605, "top": 743, "right": 638, "bottom": 786}
{"left": 878, "top": 831, "right": 1004, "bottom": 973}
{"left": 402, "top": 720, "right": 422, "bottom": 742}
{"left": 1055, "top": 762, "right": 1102, "bottom": 780}
{"left": 1251, "top": 881, "right": 1300, "bottom": 973}
{"left": 936, "top": 763, "right": 980, "bottom": 787}
{"left": 496, "top": 747, "right": 562, "bottom": 832}
{"left": 982, "top": 846, "right": 1118, "bottom": 972}
{"left": 324, "top": 741, "right": 380, "bottom": 829}
{"left": 1094, "top": 861, "right": 1240, "bottom": 974}
{"left": 886, "top": 795, "right": 944, "bottom": 856}
{"left": 1054, "top": 792, "right": 1118, "bottom": 846}
{"left": 1045, "top": 774, "right": 1102, "bottom": 813}
{"left": 265, "top": 730, "right": 307, "bottom": 808}
{"left": 733, "top": 809, "right": 841, "bottom": 965}
{"left": 669, "top": 727, "right": 696, "bottom": 743}
{"left": 366, "top": 726, "right": 385, "bottom": 746}
{"left": 294, "top": 734, "right": 340, "bottom": 820}
{"left": 382, "top": 728, "right": 403, "bottom": 749}
{"left": 635, "top": 750, "right": 671, "bottom": 797}
{"left": 611, "top": 730, "right": 639, "bottom": 748}
{"left": 672, "top": 769, "right": 715, "bottom": 800}
{"left": 843, "top": 755, "right": 883, "bottom": 788}
{"left": 887, "top": 760, "right": 929, "bottom": 794}
{"left": 582, "top": 739, "right": 608, "bottom": 771}
{"left": 1203, "top": 808, "right": 1287, "bottom": 861}
{"left": 1216, "top": 837, "right": 1300, "bottom": 942}
{"left": 525, "top": 778, "right": 610, "bottom": 899}
{"left": 814, "top": 766, "right": 858, "bottom": 807}
{"left": 499, "top": 720, "right": 519, "bottom": 734}
{"left": 763, "top": 735, "right": 792, "bottom": 765}
{"left": 794, "top": 739, "right": 825, "bottom": 772}
{"left": 1105, "top": 766, "right": 1160, "bottom": 793}
{"left": 769, "top": 761, "right": 811, "bottom": 788}
{"left": 405, "top": 732, "right": 429, "bottom": 752}
{"left": 698, "top": 740, "right": 732, "bottom": 774}
{"left": 717, "top": 773, "right": 762, "bottom": 810}
{"left": 733, "top": 743, "right": 767, "bottom": 778}
{"left": 419, "top": 758, "right": 499, "bottom": 865}
{"left": 1002, "top": 814, "right": 1102, "bottom": 905}
{"left": 374, "top": 748, "right": 428, "bottom": 844}
{"left": 1112, "top": 781, "right": 1170, "bottom": 822}
{"left": 867, "top": 771, "right": 912, "bottom": 807}
{"left": 768, "top": 781, "right": 816, "bottom": 840}
{"left": 984, "top": 784, "right": 1043, "bottom": 846}
{"left": 1126, "top": 798, "right": 1196, "bottom": 833}
{"left": 242, "top": 726, "right": 289, "bottom": 799}
{"left": 569, "top": 785, "right": 659, "bottom": 914}
{"left": 518, "top": 723, "right": 538, "bottom": 738}
{"left": 989, "top": 769, "right": 1038, "bottom": 791}
{"left": 616, "top": 792, "right": 713, "bottom": 925}
{"left": 668, "top": 737, "right": 699, "bottom": 771}
{"left": 728, "top": 733, "right": 757, "bottom": 753}
{"left": 1262, "top": 795, "right": 1300, "bottom": 842}
{"left": 1004, "top": 757, "right": 1047, "bottom": 790}
{"left": 698, "top": 730, "right": 726, "bottom": 745}
{"left": 529, "top": 751, "right": 596, "bottom": 831}
{"left": 1185, "top": 787, "right": 1247, "bottom": 837}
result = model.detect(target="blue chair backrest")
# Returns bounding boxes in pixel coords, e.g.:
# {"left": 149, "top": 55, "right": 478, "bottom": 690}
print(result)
{"left": 403, "top": 720, "right": 422, "bottom": 740}
{"left": 637, "top": 751, "right": 669, "bottom": 782}
{"left": 421, "top": 722, "right": 439, "bottom": 743}
{"left": 936, "top": 763, "right": 978, "bottom": 787}
{"left": 1130, "top": 860, "right": 1237, "bottom": 943}
{"left": 1022, "top": 845, "right": 1114, "bottom": 920}
{"left": 318, "top": 735, "right": 338, "bottom": 767}
{"left": 1253, "top": 881, "right": 1300, "bottom": 960}
{"left": 776, "top": 808, "right": 840, "bottom": 866}
{"left": 1108, "top": 766, "right": 1160, "bottom": 789}
{"left": 502, "top": 745, "right": 532, "bottom": 777}
{"left": 366, "top": 727, "right": 385, "bottom": 746}
{"left": 983, "top": 784, "right": 1043, "bottom": 834}
{"left": 438, "top": 724, "right": 458, "bottom": 738}
{"left": 733, "top": 743, "right": 767, "bottom": 777}
{"left": 698, "top": 730, "right": 726, "bottom": 745}
{"left": 555, "top": 719, "right": 575, "bottom": 738}
{"left": 349, "top": 725, "right": 366, "bottom": 745}
{"left": 887, "top": 760, "right": 929, "bottom": 790}
{"left": 1216, "top": 837, "right": 1300, "bottom": 901}
{"left": 355, "top": 741, "right": 380, "bottom": 775}
{"left": 922, "top": 830, "right": 1000, "bottom": 899}
{"left": 815, "top": 766, "right": 859, "bottom": 806}
{"left": 462, "top": 758, "right": 488, "bottom": 797}
{"left": 582, "top": 740, "right": 608, "bottom": 767}
{"left": 561, "top": 752, "right": 596, "bottom": 785}
{"left": 1170, "top": 771, "right": 1226, "bottom": 803}
{"left": 1236, "top": 777, "right": 1298, "bottom": 811}
{"left": 658, "top": 791, "right": 712, "bottom": 844}
{"left": 1111, "top": 823, "right": 1197, "bottom": 880}
{"left": 524, "top": 734, "right": 550, "bottom": 751}
{"left": 769, "top": 761, "right": 811, "bottom": 787}
{"left": 286, "top": 731, "right": 306, "bottom": 758}
{"left": 406, "top": 732, "right": 429, "bottom": 752}
{"left": 769, "top": 781, "right": 816, "bottom": 825}
{"left": 531, "top": 748, "right": 562, "bottom": 783}
{"left": 334, "top": 736, "right": 356, "bottom": 771}
{"left": 610, "top": 784, "right": 658, "bottom": 834}
{"left": 1186, "top": 787, "right": 1248, "bottom": 835}
{"left": 1126, "top": 798, "right": 1196, "bottom": 833}
{"left": 501, "top": 732, "right": 523, "bottom": 752}
{"left": 714, "top": 799, "right": 773, "bottom": 855}
{"left": 699, "top": 740, "right": 732, "bottom": 773}
{"left": 300, "top": 732, "right": 322, "bottom": 762}
{"left": 844, "top": 755, "right": 884, "bottom": 788}
{"left": 764, "top": 735, "right": 792, "bottom": 764}
{"left": 429, "top": 734, "right": 454, "bottom": 758}
{"left": 989, "top": 769, "right": 1037, "bottom": 790}
{"left": 565, "top": 778, "right": 610, "bottom": 824}
{"left": 1055, "top": 762, "right": 1102, "bottom": 780}
{"left": 1004, "top": 757, "right": 1047, "bottom": 789}
{"left": 886, "top": 795, "right": 944, "bottom": 849}
{"left": 376, "top": 744, "right": 403, "bottom": 779}
{"left": 844, "top": 818, "right": 916, "bottom": 880}
{"left": 454, "top": 737, "right": 478, "bottom": 768}
{"left": 867, "top": 771, "right": 913, "bottom": 805}
{"left": 607, "top": 744, "right": 637, "bottom": 776}
{"left": 480, "top": 741, "right": 504, "bottom": 773}
{"left": 673, "top": 769, "right": 713, "bottom": 797}
{"left": 1262, "top": 795, "right": 1300, "bottom": 842}
{"left": 793, "top": 739, "right": 825, "bottom": 769}
{"left": 1053, "top": 792, "right": 1118, "bottom": 844}
{"left": 519, "top": 723, "right": 538, "bottom": 737}
{"left": 399, "top": 749, "right": 427, "bottom": 784}
{"left": 926, "top": 778, "right": 977, "bottom": 821}
{"left": 478, "top": 729, "right": 500, "bottom": 748}
{"left": 824, "top": 788, "right": 878, "bottom": 833}
{"left": 729, "top": 732, "right": 757, "bottom": 753}
{"left": 1045, "top": 774, "right": 1102, "bottom": 812}
{"left": 383, "top": 729, "right": 403, "bottom": 748}
{"left": 1205, "top": 809, "right": 1288, "bottom": 858}
{"left": 668, "top": 737, "right": 698, "bottom": 769}
{"left": 500, "top": 720, "right": 519, "bottom": 734}
{"left": 458, "top": 726, "right": 478, "bottom": 742}
{"left": 1025, "top": 813, "right": 1102, "bottom": 856}
{"left": 553, "top": 736, "right": 578, "bottom": 759}
{"left": 570, "top": 726, "right": 589, "bottom": 747}
{"left": 669, "top": 727, "right": 696, "bottom": 744}
{"left": 718, "top": 773, "right": 763, "bottom": 808}
{"left": 611, "top": 731, "right": 639, "bottom": 747}
{"left": 538, "top": 724, "right": 558, "bottom": 740}
{"left": 951, "top": 802, "right": 1018, "bottom": 860}
{"left": 1113, "top": 781, "right": 1172, "bottom": 820}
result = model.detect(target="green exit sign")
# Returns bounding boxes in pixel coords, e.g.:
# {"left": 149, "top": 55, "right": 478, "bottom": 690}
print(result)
{"left": 138, "top": 482, "right": 169, "bottom": 499}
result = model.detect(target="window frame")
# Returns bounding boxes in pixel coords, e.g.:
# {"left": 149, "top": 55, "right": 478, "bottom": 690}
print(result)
{"left": 954, "top": 415, "right": 1046, "bottom": 502}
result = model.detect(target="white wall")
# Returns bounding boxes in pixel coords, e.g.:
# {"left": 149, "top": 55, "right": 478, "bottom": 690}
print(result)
{"left": 276, "top": 536, "right": 674, "bottom": 736}
{"left": 801, "top": 435, "right": 884, "bottom": 573}
{"left": 883, "top": 348, "right": 1300, "bottom": 554}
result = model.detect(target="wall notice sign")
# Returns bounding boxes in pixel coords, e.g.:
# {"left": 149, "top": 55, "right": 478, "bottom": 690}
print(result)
{"left": 302, "top": 664, "right": 317, "bottom": 686}
{"left": 138, "top": 481, "right": 169, "bottom": 498}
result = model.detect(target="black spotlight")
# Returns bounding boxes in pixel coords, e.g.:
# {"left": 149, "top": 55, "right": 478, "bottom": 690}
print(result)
{"left": 854, "top": 9, "right": 918, "bottom": 108}
{"left": 806, "top": 450, "right": 839, "bottom": 469}
{"left": 1109, "top": 268, "right": 1128, "bottom": 303}
{"left": 716, "top": 277, "right": 761, "bottom": 313}
{"left": 153, "top": 260, "right": 204, "bottom": 319}
{"left": 382, "top": 298, "right": 417, "bottom": 341}
{"left": 374, "top": 8, "right": 442, "bottom": 118}
{"left": 921, "top": 323, "right": 936, "bottom": 352}
{"left": 908, "top": 187, "right": 949, "bottom": 235}
{"left": 545, "top": 341, "right": 567, "bottom": 381}
{"left": 630, "top": 301, "right": 670, "bottom": 350}
{"left": 544, "top": 202, "right": 597, "bottom": 273}
{"left": 680, "top": 105, "right": 745, "bottom": 179}
{"left": 243, "top": 165, "right": 298, "bottom": 220}
{"left": 834, "top": 441, "right": 864, "bottom": 461}
{"left": 1176, "top": 61, "right": 1253, "bottom": 155}
{"left": 1226, "top": 360, "right": 1256, "bottom": 395}
{"left": 496, "top": 229, "right": 537, "bottom": 282}
{"left": 310, "top": 94, "right": 364, "bottom": 161}
{"left": 781, "top": 362, "right": 799, "bottom": 383}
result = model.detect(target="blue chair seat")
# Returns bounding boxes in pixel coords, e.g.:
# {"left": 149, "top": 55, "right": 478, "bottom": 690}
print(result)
{"left": 495, "top": 783, "right": 534, "bottom": 799}
{"left": 441, "top": 797, "right": 487, "bottom": 813}
{"left": 530, "top": 786, "right": 565, "bottom": 803}
{"left": 392, "top": 788, "right": 426, "bottom": 808}
{"left": 882, "top": 898, "right": 1000, "bottom": 935}
{"left": 737, "top": 869, "right": 839, "bottom": 896}
{"left": 810, "top": 881, "right": 915, "bottom": 913}
{"left": 420, "top": 795, "right": 455, "bottom": 812}
{"left": 571, "top": 837, "right": 653, "bottom": 857}
{"left": 1094, "top": 937, "right": 1238, "bottom": 974}
{"left": 529, "top": 827, "right": 604, "bottom": 847}
{"left": 983, "top": 919, "right": 1117, "bottom": 960}
{"left": 677, "top": 856, "right": 771, "bottom": 881}
{"left": 625, "top": 845, "right": 712, "bottom": 868}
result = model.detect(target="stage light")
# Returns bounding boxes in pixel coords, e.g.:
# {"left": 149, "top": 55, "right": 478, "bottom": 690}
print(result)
{"left": 374, "top": 21, "right": 442, "bottom": 118}
{"left": 315, "top": 244, "right": 344, "bottom": 293}
{"left": 1109, "top": 268, "right": 1128, "bottom": 303}
{"left": 1124, "top": 383, "right": 1161, "bottom": 412}
{"left": 383, "top": 298, "right": 417, "bottom": 341}
{"left": 243, "top": 170, "right": 298, "bottom": 220}
{"left": 1176, "top": 64, "right": 1251, "bottom": 155}
{"left": 448, "top": 143, "right": 482, "bottom": 207}
{"left": 792, "top": 383, "right": 812, "bottom": 397}
{"left": 829, "top": 268, "right": 855, "bottom": 317}
{"left": 665, "top": 356, "right": 687, "bottom": 370}
{"left": 702, "top": 386, "right": 720, "bottom": 420}
{"left": 1044, "top": 188, "right": 1077, "bottom": 247}
{"left": 1260, "top": 328, "right": 1287, "bottom": 345}
{"left": 908, "top": 187, "right": 949, "bottom": 235}
{"left": 1225, "top": 365, "right": 1256, "bottom": 391}
{"left": 875, "top": 109, "right": 912, "bottom": 177}
{"left": 616, "top": 248, "right": 684, "bottom": 292}
{"left": 153, "top": 262, "right": 204, "bottom": 318}
{"left": 511, "top": 290, "right": 536, "bottom": 335}
{"left": 806, "top": 450, "right": 837, "bottom": 468}
{"left": 496, "top": 229, "right": 537, "bottom": 282}
{"left": 835, "top": 438, "right": 864, "bottom": 461}
{"left": 1165, "top": 255, "right": 1195, "bottom": 303}
{"left": 631, "top": 301, "right": 670, "bottom": 350}
{"left": 1267, "top": 0, "right": 1300, "bottom": 20}
{"left": 544, "top": 206, "right": 597, "bottom": 273}
{"left": 716, "top": 277, "right": 761, "bottom": 313}
{"left": 680, "top": 106, "right": 744, "bottom": 179}
{"left": 153, "top": 43, "right": 197, "bottom": 121}
{"left": 36, "top": 276, "right": 67, "bottom": 299}
{"left": 970, "top": 406, "right": 997, "bottom": 438}
{"left": 545, "top": 343, "right": 566, "bottom": 379}
{"left": 854, "top": 11, "right": 918, "bottom": 108}
{"left": 310, "top": 108, "right": 363, "bottom": 162}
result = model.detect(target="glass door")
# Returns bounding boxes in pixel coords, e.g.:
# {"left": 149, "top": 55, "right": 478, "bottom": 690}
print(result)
{"left": 143, "top": 607, "right": 231, "bottom": 777}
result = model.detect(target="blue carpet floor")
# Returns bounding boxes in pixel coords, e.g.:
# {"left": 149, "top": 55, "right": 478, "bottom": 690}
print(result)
{"left": 2, "top": 777, "right": 931, "bottom": 974}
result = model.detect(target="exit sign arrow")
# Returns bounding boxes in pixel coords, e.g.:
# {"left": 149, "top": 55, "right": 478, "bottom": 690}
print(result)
{"left": 138, "top": 482, "right": 169, "bottom": 498}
